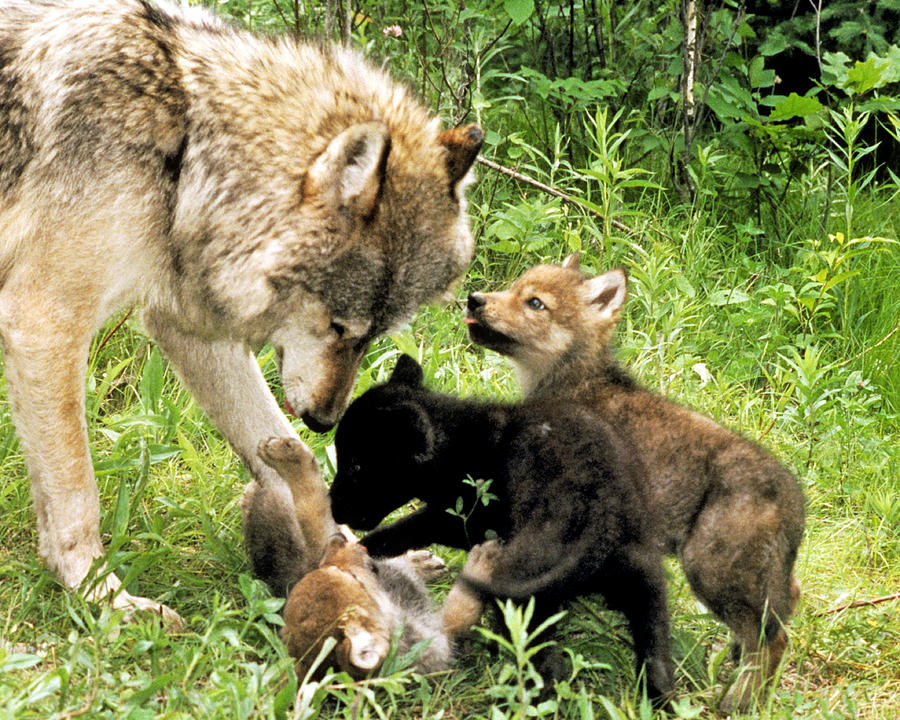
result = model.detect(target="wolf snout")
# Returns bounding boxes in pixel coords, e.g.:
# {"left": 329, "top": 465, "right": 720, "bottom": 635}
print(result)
{"left": 301, "top": 412, "right": 337, "bottom": 434}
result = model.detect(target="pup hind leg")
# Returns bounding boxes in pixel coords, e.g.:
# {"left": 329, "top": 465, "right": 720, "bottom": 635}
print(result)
{"left": 681, "top": 500, "right": 799, "bottom": 711}
{"left": 0, "top": 303, "right": 182, "bottom": 629}
{"left": 602, "top": 545, "right": 675, "bottom": 702}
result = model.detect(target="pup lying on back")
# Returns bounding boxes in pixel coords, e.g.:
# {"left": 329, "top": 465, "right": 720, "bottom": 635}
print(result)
{"left": 465, "top": 254, "right": 806, "bottom": 711}
{"left": 329, "top": 356, "right": 674, "bottom": 700}
{"left": 243, "top": 437, "right": 485, "bottom": 678}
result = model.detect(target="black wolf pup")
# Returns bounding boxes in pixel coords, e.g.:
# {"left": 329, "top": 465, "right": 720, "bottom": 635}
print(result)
{"left": 329, "top": 355, "right": 674, "bottom": 700}
{"left": 465, "top": 255, "right": 806, "bottom": 710}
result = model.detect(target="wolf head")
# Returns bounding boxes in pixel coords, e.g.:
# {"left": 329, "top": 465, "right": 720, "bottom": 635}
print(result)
{"left": 330, "top": 355, "right": 435, "bottom": 530}
{"left": 171, "top": 36, "right": 483, "bottom": 431}
{"left": 281, "top": 534, "right": 394, "bottom": 679}
{"left": 465, "top": 254, "right": 627, "bottom": 391}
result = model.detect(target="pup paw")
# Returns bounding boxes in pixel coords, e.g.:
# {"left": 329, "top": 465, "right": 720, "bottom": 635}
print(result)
{"left": 258, "top": 436, "right": 308, "bottom": 469}
{"left": 463, "top": 540, "right": 502, "bottom": 584}
{"left": 403, "top": 549, "right": 447, "bottom": 581}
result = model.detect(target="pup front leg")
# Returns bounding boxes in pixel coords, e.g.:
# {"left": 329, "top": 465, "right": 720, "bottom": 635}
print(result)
{"left": 257, "top": 436, "right": 339, "bottom": 570}
{"left": 1, "top": 317, "right": 182, "bottom": 628}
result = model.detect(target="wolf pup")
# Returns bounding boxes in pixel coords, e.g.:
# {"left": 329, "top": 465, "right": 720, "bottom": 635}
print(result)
{"left": 244, "top": 437, "right": 486, "bottom": 679}
{"left": 465, "top": 254, "right": 805, "bottom": 710}
{"left": 0, "top": 0, "right": 482, "bottom": 626}
{"left": 329, "top": 356, "right": 674, "bottom": 700}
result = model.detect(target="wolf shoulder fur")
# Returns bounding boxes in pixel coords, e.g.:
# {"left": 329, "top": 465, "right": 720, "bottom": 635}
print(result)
{"left": 465, "top": 254, "right": 805, "bottom": 711}
{"left": 0, "top": 0, "right": 481, "bottom": 625}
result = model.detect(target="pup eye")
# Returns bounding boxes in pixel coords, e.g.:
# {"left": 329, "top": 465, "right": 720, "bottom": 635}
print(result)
{"left": 330, "top": 321, "right": 346, "bottom": 338}
{"left": 526, "top": 297, "right": 546, "bottom": 310}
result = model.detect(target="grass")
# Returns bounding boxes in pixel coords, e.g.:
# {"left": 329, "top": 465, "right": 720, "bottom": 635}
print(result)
{"left": 1, "top": 224, "right": 898, "bottom": 718}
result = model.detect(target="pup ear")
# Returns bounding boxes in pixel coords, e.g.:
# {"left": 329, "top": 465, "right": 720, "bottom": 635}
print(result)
{"left": 562, "top": 252, "right": 581, "bottom": 270}
{"left": 344, "top": 626, "right": 390, "bottom": 674}
{"left": 389, "top": 355, "right": 424, "bottom": 386}
{"left": 385, "top": 401, "right": 435, "bottom": 464}
{"left": 319, "top": 533, "right": 350, "bottom": 566}
{"left": 438, "top": 124, "right": 484, "bottom": 191}
{"left": 306, "top": 122, "right": 391, "bottom": 219}
{"left": 582, "top": 268, "right": 627, "bottom": 321}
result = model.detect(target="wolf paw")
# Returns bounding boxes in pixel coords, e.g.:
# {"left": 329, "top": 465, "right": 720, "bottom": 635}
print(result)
{"left": 463, "top": 540, "right": 502, "bottom": 584}
{"left": 83, "top": 573, "right": 184, "bottom": 632}
{"left": 402, "top": 549, "right": 447, "bottom": 581}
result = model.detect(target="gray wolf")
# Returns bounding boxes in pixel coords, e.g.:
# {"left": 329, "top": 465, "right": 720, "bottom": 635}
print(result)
{"left": 246, "top": 436, "right": 486, "bottom": 679}
{"left": 0, "top": 0, "right": 482, "bottom": 627}
{"left": 328, "top": 356, "right": 674, "bottom": 700}
{"left": 465, "top": 254, "right": 805, "bottom": 710}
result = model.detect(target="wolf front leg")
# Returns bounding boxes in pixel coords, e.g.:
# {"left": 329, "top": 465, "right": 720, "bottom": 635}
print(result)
{"left": 0, "top": 301, "right": 182, "bottom": 629}
{"left": 143, "top": 312, "right": 334, "bottom": 573}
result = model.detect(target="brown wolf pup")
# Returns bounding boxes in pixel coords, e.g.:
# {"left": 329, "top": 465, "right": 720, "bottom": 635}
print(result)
{"left": 465, "top": 255, "right": 805, "bottom": 711}
{"left": 282, "top": 535, "right": 490, "bottom": 679}
{"left": 245, "top": 437, "right": 486, "bottom": 679}
{"left": 0, "top": 0, "right": 482, "bottom": 627}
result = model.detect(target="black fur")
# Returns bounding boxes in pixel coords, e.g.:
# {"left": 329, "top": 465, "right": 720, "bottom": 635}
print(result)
{"left": 330, "top": 355, "right": 674, "bottom": 700}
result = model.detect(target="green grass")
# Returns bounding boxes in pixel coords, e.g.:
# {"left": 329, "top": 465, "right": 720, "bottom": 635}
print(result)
{"left": 1, "top": 230, "right": 898, "bottom": 718}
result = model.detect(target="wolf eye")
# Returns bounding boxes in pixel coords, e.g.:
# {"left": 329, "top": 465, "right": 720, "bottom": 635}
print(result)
{"left": 329, "top": 321, "right": 346, "bottom": 338}
{"left": 526, "top": 297, "right": 546, "bottom": 311}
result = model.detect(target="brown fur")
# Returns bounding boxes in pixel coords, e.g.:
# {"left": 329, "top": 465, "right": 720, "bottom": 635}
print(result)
{"left": 466, "top": 255, "right": 805, "bottom": 711}
{"left": 282, "top": 535, "right": 489, "bottom": 679}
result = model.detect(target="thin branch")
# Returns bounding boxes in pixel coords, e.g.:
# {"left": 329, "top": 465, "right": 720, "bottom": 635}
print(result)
{"left": 815, "top": 592, "right": 900, "bottom": 617}
{"left": 810, "top": 0, "right": 823, "bottom": 76}
{"left": 475, "top": 155, "right": 634, "bottom": 235}
{"left": 834, "top": 321, "right": 900, "bottom": 370}
{"left": 94, "top": 308, "right": 133, "bottom": 357}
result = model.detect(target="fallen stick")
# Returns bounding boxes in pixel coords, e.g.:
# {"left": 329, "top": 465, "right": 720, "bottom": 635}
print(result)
{"left": 815, "top": 592, "right": 900, "bottom": 616}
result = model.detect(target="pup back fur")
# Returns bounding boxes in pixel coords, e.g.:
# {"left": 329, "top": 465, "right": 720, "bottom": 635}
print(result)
{"left": 465, "top": 255, "right": 805, "bottom": 710}
{"left": 329, "top": 355, "right": 674, "bottom": 699}
{"left": 0, "top": 0, "right": 481, "bottom": 624}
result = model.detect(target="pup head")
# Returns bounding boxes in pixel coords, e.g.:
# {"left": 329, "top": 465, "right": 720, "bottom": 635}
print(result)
{"left": 281, "top": 534, "right": 394, "bottom": 679}
{"left": 330, "top": 355, "right": 435, "bottom": 530}
{"left": 465, "top": 254, "right": 627, "bottom": 388}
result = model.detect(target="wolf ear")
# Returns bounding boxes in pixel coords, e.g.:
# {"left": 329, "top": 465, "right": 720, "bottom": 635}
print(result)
{"left": 582, "top": 268, "right": 627, "bottom": 321}
{"left": 319, "top": 533, "right": 350, "bottom": 566}
{"left": 438, "top": 124, "right": 484, "bottom": 191}
{"left": 562, "top": 252, "right": 581, "bottom": 270}
{"left": 306, "top": 122, "right": 391, "bottom": 219}
{"left": 389, "top": 355, "right": 424, "bottom": 387}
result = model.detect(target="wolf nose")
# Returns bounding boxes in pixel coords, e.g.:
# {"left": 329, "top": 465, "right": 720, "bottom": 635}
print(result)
{"left": 301, "top": 412, "right": 336, "bottom": 434}
{"left": 467, "top": 293, "right": 486, "bottom": 312}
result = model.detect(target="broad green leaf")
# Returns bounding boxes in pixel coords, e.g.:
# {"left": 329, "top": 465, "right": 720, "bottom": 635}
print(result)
{"left": 708, "top": 289, "right": 750, "bottom": 306}
{"left": 769, "top": 93, "right": 823, "bottom": 121}
{"left": 844, "top": 57, "right": 890, "bottom": 95}
{"left": 504, "top": 0, "right": 534, "bottom": 25}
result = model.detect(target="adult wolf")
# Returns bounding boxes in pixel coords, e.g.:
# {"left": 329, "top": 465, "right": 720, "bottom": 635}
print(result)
{"left": 0, "top": 0, "right": 482, "bottom": 627}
